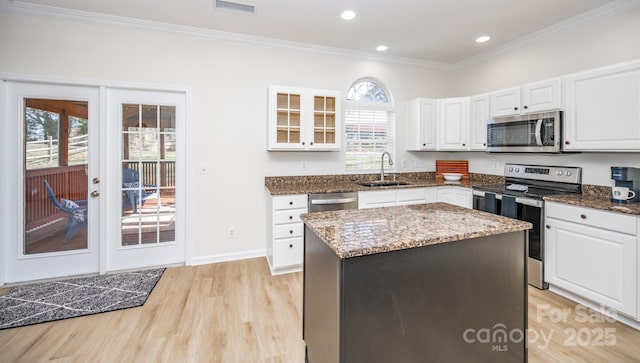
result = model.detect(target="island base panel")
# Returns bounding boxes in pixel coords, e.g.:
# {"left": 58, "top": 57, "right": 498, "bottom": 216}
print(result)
{"left": 304, "top": 229, "right": 527, "bottom": 363}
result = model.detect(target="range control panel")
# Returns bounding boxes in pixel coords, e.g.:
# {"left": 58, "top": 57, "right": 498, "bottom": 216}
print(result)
{"left": 504, "top": 164, "right": 582, "bottom": 184}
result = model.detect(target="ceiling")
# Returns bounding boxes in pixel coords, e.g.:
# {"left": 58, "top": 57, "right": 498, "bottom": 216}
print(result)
{"left": 12, "top": 0, "right": 625, "bottom": 64}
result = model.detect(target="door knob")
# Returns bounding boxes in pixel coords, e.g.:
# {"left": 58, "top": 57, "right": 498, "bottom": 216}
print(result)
{"left": 90, "top": 190, "right": 100, "bottom": 197}
{"left": 93, "top": 177, "right": 100, "bottom": 184}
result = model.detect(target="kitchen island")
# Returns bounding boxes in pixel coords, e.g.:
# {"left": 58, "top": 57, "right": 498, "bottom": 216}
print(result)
{"left": 301, "top": 202, "right": 532, "bottom": 363}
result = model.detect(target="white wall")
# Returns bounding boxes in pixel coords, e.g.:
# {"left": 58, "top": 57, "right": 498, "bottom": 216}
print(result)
{"left": 0, "top": 12, "right": 454, "bottom": 261}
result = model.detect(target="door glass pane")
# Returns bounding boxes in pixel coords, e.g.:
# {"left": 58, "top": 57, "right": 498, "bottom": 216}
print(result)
{"left": 24, "top": 99, "right": 89, "bottom": 254}
{"left": 121, "top": 104, "right": 176, "bottom": 246}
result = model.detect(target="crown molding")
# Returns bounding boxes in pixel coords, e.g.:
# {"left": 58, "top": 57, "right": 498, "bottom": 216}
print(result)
{"left": 453, "top": 0, "right": 640, "bottom": 69}
{"left": 0, "top": 0, "right": 454, "bottom": 70}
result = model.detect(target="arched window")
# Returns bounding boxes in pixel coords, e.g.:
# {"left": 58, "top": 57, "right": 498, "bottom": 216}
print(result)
{"left": 345, "top": 78, "right": 395, "bottom": 170}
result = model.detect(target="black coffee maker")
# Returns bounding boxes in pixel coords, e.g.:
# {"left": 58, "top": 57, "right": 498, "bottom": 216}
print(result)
{"left": 611, "top": 166, "right": 640, "bottom": 203}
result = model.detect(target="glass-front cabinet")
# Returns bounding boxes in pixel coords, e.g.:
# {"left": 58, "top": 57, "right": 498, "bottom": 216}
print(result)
{"left": 268, "top": 85, "right": 341, "bottom": 151}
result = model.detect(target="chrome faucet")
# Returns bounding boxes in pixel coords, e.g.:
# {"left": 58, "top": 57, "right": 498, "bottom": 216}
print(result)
{"left": 380, "top": 151, "right": 393, "bottom": 181}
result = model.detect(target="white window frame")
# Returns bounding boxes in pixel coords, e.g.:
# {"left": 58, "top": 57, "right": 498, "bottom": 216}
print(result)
{"left": 345, "top": 79, "right": 396, "bottom": 171}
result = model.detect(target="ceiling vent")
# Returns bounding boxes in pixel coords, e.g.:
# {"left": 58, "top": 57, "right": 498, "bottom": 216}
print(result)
{"left": 215, "top": 0, "right": 255, "bottom": 15}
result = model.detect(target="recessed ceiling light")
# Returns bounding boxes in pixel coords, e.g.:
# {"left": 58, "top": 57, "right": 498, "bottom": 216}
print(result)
{"left": 341, "top": 10, "right": 356, "bottom": 20}
{"left": 475, "top": 35, "right": 491, "bottom": 43}
{"left": 376, "top": 45, "right": 388, "bottom": 52}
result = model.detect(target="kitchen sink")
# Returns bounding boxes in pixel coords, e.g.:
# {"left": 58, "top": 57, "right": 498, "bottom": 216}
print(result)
{"left": 358, "top": 181, "right": 411, "bottom": 187}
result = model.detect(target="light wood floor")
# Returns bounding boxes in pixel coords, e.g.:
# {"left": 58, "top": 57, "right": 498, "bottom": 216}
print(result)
{"left": 1, "top": 258, "right": 638, "bottom": 362}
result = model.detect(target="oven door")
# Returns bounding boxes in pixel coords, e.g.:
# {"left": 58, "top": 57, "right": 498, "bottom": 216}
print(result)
{"left": 472, "top": 190, "right": 547, "bottom": 289}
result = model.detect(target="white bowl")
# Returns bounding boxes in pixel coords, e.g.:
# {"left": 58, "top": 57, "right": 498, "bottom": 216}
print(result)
{"left": 442, "top": 173, "right": 463, "bottom": 181}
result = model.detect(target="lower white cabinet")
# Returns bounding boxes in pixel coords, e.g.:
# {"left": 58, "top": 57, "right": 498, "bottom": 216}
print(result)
{"left": 358, "top": 188, "right": 436, "bottom": 209}
{"left": 436, "top": 187, "right": 472, "bottom": 209}
{"left": 267, "top": 194, "right": 308, "bottom": 275}
{"left": 545, "top": 202, "right": 637, "bottom": 318}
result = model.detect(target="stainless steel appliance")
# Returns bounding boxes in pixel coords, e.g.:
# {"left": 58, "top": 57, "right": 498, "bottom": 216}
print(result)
{"left": 611, "top": 166, "right": 640, "bottom": 203}
{"left": 472, "top": 163, "right": 582, "bottom": 289}
{"left": 308, "top": 192, "right": 358, "bottom": 212}
{"left": 487, "top": 111, "right": 561, "bottom": 153}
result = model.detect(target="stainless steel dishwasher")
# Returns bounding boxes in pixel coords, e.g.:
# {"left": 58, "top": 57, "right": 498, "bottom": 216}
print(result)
{"left": 308, "top": 192, "right": 358, "bottom": 212}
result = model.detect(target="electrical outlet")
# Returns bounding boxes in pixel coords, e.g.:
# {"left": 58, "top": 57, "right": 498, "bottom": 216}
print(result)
{"left": 200, "top": 163, "right": 209, "bottom": 175}
{"left": 228, "top": 227, "right": 236, "bottom": 239}
{"left": 302, "top": 161, "right": 307, "bottom": 170}
{"left": 492, "top": 161, "right": 500, "bottom": 170}
{"left": 402, "top": 160, "right": 408, "bottom": 169}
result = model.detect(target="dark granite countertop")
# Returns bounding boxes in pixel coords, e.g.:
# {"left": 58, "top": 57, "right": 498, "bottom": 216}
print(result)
{"left": 545, "top": 194, "right": 640, "bottom": 216}
{"left": 265, "top": 172, "right": 504, "bottom": 195}
{"left": 300, "top": 202, "right": 532, "bottom": 259}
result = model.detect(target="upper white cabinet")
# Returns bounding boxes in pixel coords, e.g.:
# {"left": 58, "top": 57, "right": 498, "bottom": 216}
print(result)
{"left": 437, "top": 97, "right": 469, "bottom": 151}
{"left": 268, "top": 85, "right": 341, "bottom": 151}
{"left": 490, "top": 78, "right": 562, "bottom": 118}
{"left": 469, "top": 94, "right": 490, "bottom": 150}
{"left": 563, "top": 60, "right": 640, "bottom": 151}
{"left": 407, "top": 98, "right": 437, "bottom": 151}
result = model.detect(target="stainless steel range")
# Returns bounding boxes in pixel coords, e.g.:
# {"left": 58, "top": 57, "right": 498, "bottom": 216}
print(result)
{"left": 472, "top": 163, "right": 582, "bottom": 289}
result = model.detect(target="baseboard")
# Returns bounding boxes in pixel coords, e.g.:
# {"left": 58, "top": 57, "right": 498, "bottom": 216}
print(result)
{"left": 190, "top": 249, "right": 266, "bottom": 266}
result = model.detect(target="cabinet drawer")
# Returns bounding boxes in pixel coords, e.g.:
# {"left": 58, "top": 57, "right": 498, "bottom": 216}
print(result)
{"left": 273, "top": 238, "right": 303, "bottom": 269}
{"left": 546, "top": 202, "right": 636, "bottom": 235}
{"left": 274, "top": 194, "right": 308, "bottom": 210}
{"left": 275, "top": 223, "right": 304, "bottom": 239}
{"left": 397, "top": 188, "right": 427, "bottom": 204}
{"left": 274, "top": 208, "right": 306, "bottom": 225}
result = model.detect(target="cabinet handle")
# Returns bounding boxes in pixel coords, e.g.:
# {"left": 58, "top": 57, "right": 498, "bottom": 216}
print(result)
{"left": 514, "top": 107, "right": 518, "bottom": 111}
{"left": 289, "top": 244, "right": 293, "bottom": 248}
{"left": 423, "top": 143, "right": 426, "bottom": 146}
{"left": 546, "top": 225, "right": 551, "bottom": 229}
{"left": 289, "top": 230, "right": 294, "bottom": 234}
{"left": 483, "top": 143, "right": 486, "bottom": 146}
{"left": 289, "top": 215, "right": 293, "bottom": 220}
{"left": 565, "top": 141, "right": 571, "bottom": 145}
{"left": 462, "top": 143, "right": 466, "bottom": 147}
{"left": 310, "top": 142, "right": 314, "bottom": 145}
{"left": 580, "top": 214, "right": 587, "bottom": 219}
{"left": 523, "top": 105, "right": 528, "bottom": 110}
{"left": 289, "top": 201, "right": 293, "bottom": 205}
{"left": 302, "top": 141, "right": 306, "bottom": 146}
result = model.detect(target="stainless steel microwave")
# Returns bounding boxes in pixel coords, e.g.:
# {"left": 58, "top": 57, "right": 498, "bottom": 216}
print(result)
{"left": 486, "top": 111, "right": 561, "bottom": 153}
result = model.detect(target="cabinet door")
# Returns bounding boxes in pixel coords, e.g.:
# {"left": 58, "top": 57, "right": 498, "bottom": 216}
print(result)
{"left": 564, "top": 61, "right": 640, "bottom": 151}
{"left": 490, "top": 87, "right": 520, "bottom": 117}
{"left": 358, "top": 190, "right": 397, "bottom": 209}
{"left": 436, "top": 188, "right": 453, "bottom": 204}
{"left": 452, "top": 188, "right": 472, "bottom": 209}
{"left": 545, "top": 218, "right": 637, "bottom": 317}
{"left": 407, "top": 98, "right": 437, "bottom": 150}
{"left": 437, "top": 97, "right": 469, "bottom": 151}
{"left": 521, "top": 78, "right": 561, "bottom": 113}
{"left": 308, "top": 90, "right": 341, "bottom": 150}
{"left": 268, "top": 86, "right": 305, "bottom": 150}
{"left": 469, "top": 94, "right": 489, "bottom": 150}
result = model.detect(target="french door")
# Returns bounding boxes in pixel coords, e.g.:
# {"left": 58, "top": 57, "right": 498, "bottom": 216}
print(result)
{"left": 2, "top": 81, "right": 100, "bottom": 283}
{"left": 105, "top": 88, "right": 186, "bottom": 271}
{"left": 1, "top": 80, "right": 187, "bottom": 284}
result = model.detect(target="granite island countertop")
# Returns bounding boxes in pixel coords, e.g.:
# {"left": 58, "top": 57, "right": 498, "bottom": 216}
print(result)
{"left": 300, "top": 202, "right": 532, "bottom": 259}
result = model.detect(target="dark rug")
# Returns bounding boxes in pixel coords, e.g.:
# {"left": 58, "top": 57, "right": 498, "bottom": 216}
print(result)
{"left": 0, "top": 268, "right": 164, "bottom": 330}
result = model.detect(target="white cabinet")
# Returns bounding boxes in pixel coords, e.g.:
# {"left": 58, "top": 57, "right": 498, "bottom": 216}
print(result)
{"left": 358, "top": 187, "right": 436, "bottom": 209}
{"left": 490, "top": 78, "right": 561, "bottom": 117}
{"left": 436, "top": 187, "right": 472, "bottom": 209}
{"left": 545, "top": 202, "right": 637, "bottom": 318}
{"left": 268, "top": 85, "right": 341, "bottom": 151}
{"left": 267, "top": 194, "right": 308, "bottom": 274}
{"left": 437, "top": 97, "right": 469, "bottom": 151}
{"left": 563, "top": 60, "right": 640, "bottom": 151}
{"left": 407, "top": 98, "right": 437, "bottom": 150}
{"left": 469, "top": 94, "right": 490, "bottom": 150}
